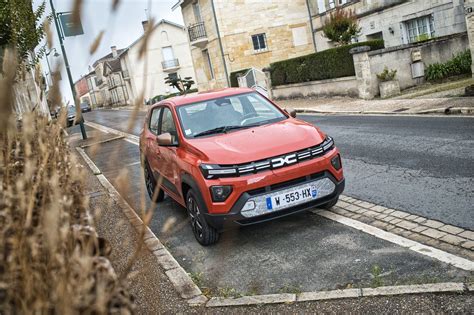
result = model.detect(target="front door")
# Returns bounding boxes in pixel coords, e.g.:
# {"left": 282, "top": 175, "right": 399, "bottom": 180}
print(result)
{"left": 157, "top": 106, "right": 180, "bottom": 198}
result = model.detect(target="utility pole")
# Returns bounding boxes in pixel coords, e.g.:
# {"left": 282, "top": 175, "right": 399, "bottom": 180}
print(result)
{"left": 49, "top": 0, "right": 87, "bottom": 139}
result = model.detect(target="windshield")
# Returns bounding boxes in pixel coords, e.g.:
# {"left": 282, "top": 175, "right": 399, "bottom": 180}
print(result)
{"left": 67, "top": 106, "right": 76, "bottom": 115}
{"left": 176, "top": 92, "right": 286, "bottom": 138}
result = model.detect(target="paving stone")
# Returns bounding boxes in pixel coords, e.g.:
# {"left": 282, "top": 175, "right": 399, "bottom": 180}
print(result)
{"left": 375, "top": 213, "right": 388, "bottom": 220}
{"left": 381, "top": 215, "right": 396, "bottom": 223}
{"left": 345, "top": 204, "right": 362, "bottom": 212}
{"left": 357, "top": 216, "right": 374, "bottom": 224}
{"left": 439, "top": 225, "right": 465, "bottom": 235}
{"left": 391, "top": 211, "right": 410, "bottom": 219}
{"left": 383, "top": 209, "right": 395, "bottom": 214}
{"left": 332, "top": 208, "right": 350, "bottom": 216}
{"left": 364, "top": 210, "right": 379, "bottom": 217}
{"left": 371, "top": 220, "right": 388, "bottom": 229}
{"left": 370, "top": 205, "right": 387, "bottom": 212}
{"left": 358, "top": 201, "right": 374, "bottom": 209}
{"left": 399, "top": 230, "right": 413, "bottom": 238}
{"left": 459, "top": 248, "right": 474, "bottom": 261}
{"left": 144, "top": 238, "right": 164, "bottom": 251}
{"left": 351, "top": 214, "right": 362, "bottom": 219}
{"left": 337, "top": 201, "right": 350, "bottom": 208}
{"left": 421, "top": 228, "right": 447, "bottom": 239}
{"left": 411, "top": 225, "right": 428, "bottom": 233}
{"left": 405, "top": 214, "right": 419, "bottom": 221}
{"left": 339, "top": 195, "right": 350, "bottom": 201}
{"left": 390, "top": 227, "right": 407, "bottom": 235}
{"left": 410, "top": 233, "right": 434, "bottom": 244}
{"left": 460, "top": 240, "right": 474, "bottom": 250}
{"left": 458, "top": 230, "right": 474, "bottom": 241}
{"left": 389, "top": 218, "right": 402, "bottom": 224}
{"left": 435, "top": 241, "right": 460, "bottom": 255}
{"left": 413, "top": 216, "right": 427, "bottom": 223}
{"left": 395, "top": 220, "right": 419, "bottom": 230}
{"left": 423, "top": 219, "right": 445, "bottom": 229}
{"left": 439, "top": 234, "right": 466, "bottom": 246}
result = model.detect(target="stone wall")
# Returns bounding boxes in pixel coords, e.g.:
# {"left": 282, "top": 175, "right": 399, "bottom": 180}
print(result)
{"left": 351, "top": 33, "right": 469, "bottom": 99}
{"left": 466, "top": 0, "right": 474, "bottom": 77}
{"left": 272, "top": 76, "right": 358, "bottom": 100}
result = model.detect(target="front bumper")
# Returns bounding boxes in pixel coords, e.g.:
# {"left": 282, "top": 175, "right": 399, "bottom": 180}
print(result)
{"left": 203, "top": 171, "right": 344, "bottom": 232}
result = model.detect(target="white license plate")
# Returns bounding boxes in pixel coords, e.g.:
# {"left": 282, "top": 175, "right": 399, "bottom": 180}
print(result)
{"left": 266, "top": 184, "right": 318, "bottom": 211}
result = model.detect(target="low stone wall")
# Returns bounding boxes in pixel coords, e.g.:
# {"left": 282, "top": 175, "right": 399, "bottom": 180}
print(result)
{"left": 368, "top": 33, "right": 469, "bottom": 95}
{"left": 272, "top": 76, "right": 358, "bottom": 100}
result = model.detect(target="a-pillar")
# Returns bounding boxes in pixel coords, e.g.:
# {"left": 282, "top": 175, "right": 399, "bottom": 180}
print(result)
{"left": 349, "top": 46, "right": 375, "bottom": 100}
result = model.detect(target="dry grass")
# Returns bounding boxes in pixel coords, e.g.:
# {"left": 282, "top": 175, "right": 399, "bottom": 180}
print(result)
{"left": 0, "top": 48, "right": 135, "bottom": 313}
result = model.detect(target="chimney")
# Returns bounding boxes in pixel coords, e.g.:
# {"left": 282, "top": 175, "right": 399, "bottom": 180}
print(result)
{"left": 142, "top": 20, "right": 149, "bottom": 32}
{"left": 111, "top": 46, "right": 117, "bottom": 58}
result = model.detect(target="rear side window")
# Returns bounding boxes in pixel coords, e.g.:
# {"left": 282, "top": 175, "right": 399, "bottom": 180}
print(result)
{"left": 149, "top": 107, "right": 161, "bottom": 134}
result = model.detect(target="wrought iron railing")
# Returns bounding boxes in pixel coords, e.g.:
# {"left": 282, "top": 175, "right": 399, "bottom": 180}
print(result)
{"left": 161, "top": 59, "right": 180, "bottom": 70}
{"left": 188, "top": 22, "right": 207, "bottom": 42}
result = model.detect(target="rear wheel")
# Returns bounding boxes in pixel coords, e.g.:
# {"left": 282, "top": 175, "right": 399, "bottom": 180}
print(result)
{"left": 144, "top": 161, "right": 164, "bottom": 202}
{"left": 186, "top": 189, "right": 219, "bottom": 246}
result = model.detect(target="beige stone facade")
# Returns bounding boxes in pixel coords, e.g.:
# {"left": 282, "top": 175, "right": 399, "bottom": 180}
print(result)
{"left": 466, "top": 0, "right": 474, "bottom": 77}
{"left": 176, "top": 0, "right": 315, "bottom": 90}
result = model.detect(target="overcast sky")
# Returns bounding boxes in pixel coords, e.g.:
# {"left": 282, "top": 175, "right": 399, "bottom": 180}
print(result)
{"left": 35, "top": 0, "right": 183, "bottom": 103}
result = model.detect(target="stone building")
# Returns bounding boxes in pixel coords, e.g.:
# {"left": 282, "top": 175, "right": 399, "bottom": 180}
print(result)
{"left": 119, "top": 19, "right": 196, "bottom": 101}
{"left": 172, "top": 0, "right": 315, "bottom": 90}
{"left": 308, "top": 0, "right": 469, "bottom": 51}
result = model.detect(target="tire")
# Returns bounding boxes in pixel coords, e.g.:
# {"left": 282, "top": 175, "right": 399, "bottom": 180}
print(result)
{"left": 186, "top": 189, "right": 219, "bottom": 246}
{"left": 321, "top": 196, "right": 339, "bottom": 209}
{"left": 144, "top": 161, "right": 164, "bottom": 202}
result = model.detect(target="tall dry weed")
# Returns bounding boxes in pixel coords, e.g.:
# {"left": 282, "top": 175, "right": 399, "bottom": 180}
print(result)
{"left": 0, "top": 49, "right": 135, "bottom": 313}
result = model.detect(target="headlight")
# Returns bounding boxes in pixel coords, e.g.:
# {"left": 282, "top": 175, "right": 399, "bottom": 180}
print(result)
{"left": 331, "top": 154, "right": 342, "bottom": 170}
{"left": 200, "top": 164, "right": 237, "bottom": 179}
{"left": 210, "top": 185, "right": 233, "bottom": 202}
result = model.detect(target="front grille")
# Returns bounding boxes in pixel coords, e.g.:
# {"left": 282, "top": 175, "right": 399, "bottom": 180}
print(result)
{"left": 247, "top": 171, "right": 327, "bottom": 196}
{"left": 222, "top": 137, "right": 334, "bottom": 177}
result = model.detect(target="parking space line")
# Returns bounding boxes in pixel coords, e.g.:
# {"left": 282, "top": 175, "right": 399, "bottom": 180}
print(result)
{"left": 314, "top": 209, "right": 474, "bottom": 271}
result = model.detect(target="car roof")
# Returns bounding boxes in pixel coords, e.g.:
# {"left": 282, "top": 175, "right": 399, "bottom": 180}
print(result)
{"left": 161, "top": 88, "right": 256, "bottom": 107}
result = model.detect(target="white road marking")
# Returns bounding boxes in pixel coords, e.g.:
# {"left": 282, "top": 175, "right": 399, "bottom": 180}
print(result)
{"left": 314, "top": 209, "right": 474, "bottom": 271}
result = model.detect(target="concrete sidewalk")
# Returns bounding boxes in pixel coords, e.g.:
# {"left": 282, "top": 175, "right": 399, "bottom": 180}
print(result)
{"left": 278, "top": 96, "right": 474, "bottom": 115}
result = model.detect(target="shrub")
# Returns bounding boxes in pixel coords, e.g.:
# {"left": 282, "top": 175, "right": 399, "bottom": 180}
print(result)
{"left": 270, "top": 40, "right": 384, "bottom": 86}
{"left": 230, "top": 68, "right": 250, "bottom": 87}
{"left": 322, "top": 6, "right": 361, "bottom": 45}
{"left": 377, "top": 67, "right": 397, "bottom": 82}
{"left": 425, "top": 50, "right": 472, "bottom": 81}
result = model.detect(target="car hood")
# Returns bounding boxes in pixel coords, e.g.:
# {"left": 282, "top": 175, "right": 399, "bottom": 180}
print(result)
{"left": 187, "top": 119, "right": 326, "bottom": 164}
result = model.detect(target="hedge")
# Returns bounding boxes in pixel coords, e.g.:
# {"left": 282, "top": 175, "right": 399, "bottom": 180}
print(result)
{"left": 270, "top": 40, "right": 384, "bottom": 86}
{"left": 230, "top": 68, "right": 250, "bottom": 87}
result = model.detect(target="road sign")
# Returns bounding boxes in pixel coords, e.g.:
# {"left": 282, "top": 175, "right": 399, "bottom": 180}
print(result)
{"left": 58, "top": 12, "right": 84, "bottom": 37}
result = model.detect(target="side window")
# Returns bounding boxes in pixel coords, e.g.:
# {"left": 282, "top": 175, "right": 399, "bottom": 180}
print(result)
{"left": 149, "top": 107, "right": 162, "bottom": 134}
{"left": 160, "top": 107, "right": 178, "bottom": 142}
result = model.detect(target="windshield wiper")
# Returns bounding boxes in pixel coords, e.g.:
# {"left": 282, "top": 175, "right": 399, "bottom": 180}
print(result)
{"left": 193, "top": 125, "right": 245, "bottom": 138}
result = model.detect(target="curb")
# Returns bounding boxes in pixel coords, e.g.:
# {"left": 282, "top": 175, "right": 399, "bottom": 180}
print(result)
{"left": 205, "top": 283, "right": 470, "bottom": 307}
{"left": 76, "top": 147, "right": 208, "bottom": 306}
{"left": 294, "top": 107, "right": 474, "bottom": 116}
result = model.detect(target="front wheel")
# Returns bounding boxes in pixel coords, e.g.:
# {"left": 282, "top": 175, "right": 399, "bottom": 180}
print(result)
{"left": 321, "top": 196, "right": 339, "bottom": 209}
{"left": 144, "top": 161, "right": 164, "bottom": 202}
{"left": 186, "top": 189, "right": 219, "bottom": 246}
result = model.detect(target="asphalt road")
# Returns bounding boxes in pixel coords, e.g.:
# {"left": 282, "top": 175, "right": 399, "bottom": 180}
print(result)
{"left": 82, "top": 110, "right": 474, "bottom": 230}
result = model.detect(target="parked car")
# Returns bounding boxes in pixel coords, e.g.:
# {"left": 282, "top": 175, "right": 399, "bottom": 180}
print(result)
{"left": 66, "top": 106, "right": 76, "bottom": 127}
{"left": 80, "top": 102, "right": 92, "bottom": 112}
{"left": 139, "top": 88, "right": 344, "bottom": 245}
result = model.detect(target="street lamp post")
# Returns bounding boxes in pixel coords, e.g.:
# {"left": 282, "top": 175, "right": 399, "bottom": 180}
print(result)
{"left": 49, "top": 0, "right": 87, "bottom": 140}
{"left": 44, "top": 47, "right": 59, "bottom": 86}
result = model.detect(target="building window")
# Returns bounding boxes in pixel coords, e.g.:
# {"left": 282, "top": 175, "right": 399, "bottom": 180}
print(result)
{"left": 328, "top": 0, "right": 336, "bottom": 9}
{"left": 405, "top": 15, "right": 435, "bottom": 43}
{"left": 252, "top": 33, "right": 267, "bottom": 52}
{"left": 202, "top": 49, "right": 214, "bottom": 80}
{"left": 193, "top": 2, "right": 202, "bottom": 23}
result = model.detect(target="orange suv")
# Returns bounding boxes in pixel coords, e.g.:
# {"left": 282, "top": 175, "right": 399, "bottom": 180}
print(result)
{"left": 140, "top": 88, "right": 344, "bottom": 245}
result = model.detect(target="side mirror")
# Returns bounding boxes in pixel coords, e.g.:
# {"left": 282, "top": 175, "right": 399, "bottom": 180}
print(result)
{"left": 157, "top": 133, "right": 177, "bottom": 146}
{"left": 285, "top": 108, "right": 297, "bottom": 118}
